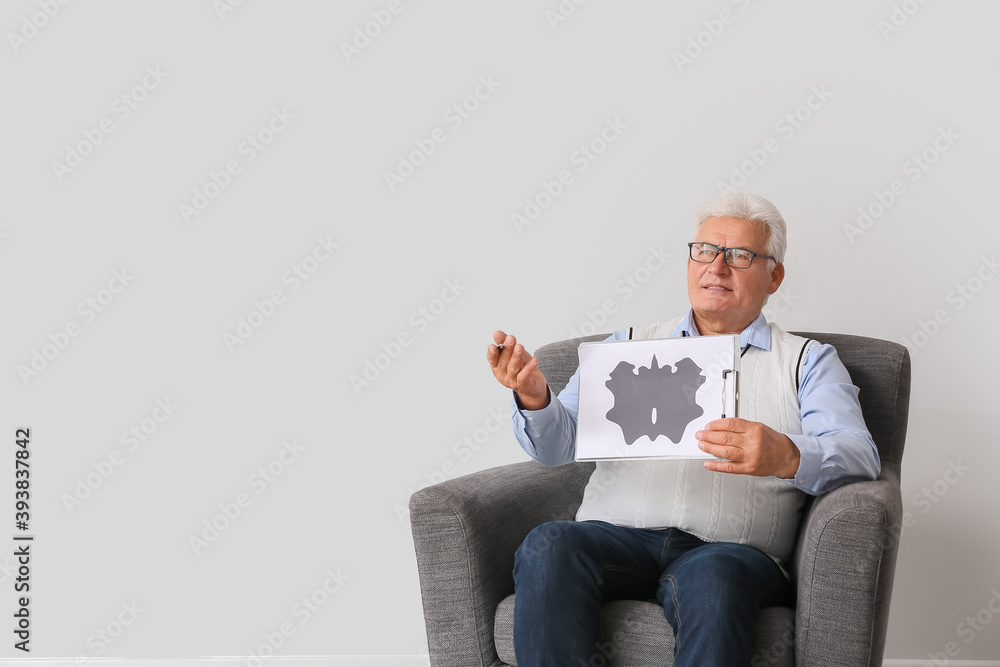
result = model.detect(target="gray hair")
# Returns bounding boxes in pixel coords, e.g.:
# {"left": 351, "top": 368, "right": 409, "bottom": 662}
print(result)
{"left": 690, "top": 192, "right": 787, "bottom": 266}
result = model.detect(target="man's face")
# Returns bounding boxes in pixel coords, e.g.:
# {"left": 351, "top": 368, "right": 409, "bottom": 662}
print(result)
{"left": 686, "top": 216, "right": 784, "bottom": 333}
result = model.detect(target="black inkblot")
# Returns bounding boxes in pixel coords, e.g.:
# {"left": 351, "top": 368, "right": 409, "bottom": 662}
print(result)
{"left": 604, "top": 355, "right": 705, "bottom": 445}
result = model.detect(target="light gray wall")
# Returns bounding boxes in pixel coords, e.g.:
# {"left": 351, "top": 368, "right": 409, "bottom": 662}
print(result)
{"left": 2, "top": 0, "right": 998, "bottom": 662}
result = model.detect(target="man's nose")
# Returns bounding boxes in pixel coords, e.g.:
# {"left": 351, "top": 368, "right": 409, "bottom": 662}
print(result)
{"left": 707, "top": 252, "right": 731, "bottom": 272}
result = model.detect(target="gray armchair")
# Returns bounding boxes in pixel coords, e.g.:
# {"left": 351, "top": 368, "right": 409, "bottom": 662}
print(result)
{"left": 409, "top": 332, "right": 910, "bottom": 666}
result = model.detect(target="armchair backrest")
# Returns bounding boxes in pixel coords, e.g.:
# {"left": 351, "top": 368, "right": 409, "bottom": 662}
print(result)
{"left": 533, "top": 330, "right": 911, "bottom": 475}
{"left": 790, "top": 332, "right": 910, "bottom": 471}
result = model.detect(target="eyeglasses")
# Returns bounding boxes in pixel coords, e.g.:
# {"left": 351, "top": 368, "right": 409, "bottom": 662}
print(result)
{"left": 688, "top": 242, "right": 775, "bottom": 269}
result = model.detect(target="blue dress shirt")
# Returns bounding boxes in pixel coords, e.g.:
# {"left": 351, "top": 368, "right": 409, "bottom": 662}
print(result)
{"left": 511, "top": 310, "right": 881, "bottom": 496}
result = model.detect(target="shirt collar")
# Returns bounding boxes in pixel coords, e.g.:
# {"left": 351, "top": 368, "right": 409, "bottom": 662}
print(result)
{"left": 672, "top": 308, "right": 772, "bottom": 352}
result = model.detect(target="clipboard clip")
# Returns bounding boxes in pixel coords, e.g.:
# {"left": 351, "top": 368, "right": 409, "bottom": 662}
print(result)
{"left": 721, "top": 369, "right": 739, "bottom": 418}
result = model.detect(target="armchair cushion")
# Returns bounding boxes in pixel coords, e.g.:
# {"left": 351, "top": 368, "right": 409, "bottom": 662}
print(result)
{"left": 494, "top": 595, "right": 796, "bottom": 666}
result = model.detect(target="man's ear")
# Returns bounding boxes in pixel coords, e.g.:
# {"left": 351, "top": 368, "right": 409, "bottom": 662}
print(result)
{"left": 767, "top": 262, "right": 785, "bottom": 294}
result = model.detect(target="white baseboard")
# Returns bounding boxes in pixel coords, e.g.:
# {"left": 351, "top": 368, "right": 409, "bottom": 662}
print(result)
{"left": 883, "top": 661, "right": 1000, "bottom": 667}
{"left": 0, "top": 658, "right": 995, "bottom": 667}
{"left": 0, "top": 659, "right": 431, "bottom": 667}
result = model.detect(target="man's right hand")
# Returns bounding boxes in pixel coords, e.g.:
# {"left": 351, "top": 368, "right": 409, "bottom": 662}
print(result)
{"left": 487, "top": 330, "right": 550, "bottom": 410}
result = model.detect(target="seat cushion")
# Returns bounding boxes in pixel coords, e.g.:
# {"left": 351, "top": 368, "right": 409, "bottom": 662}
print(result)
{"left": 494, "top": 594, "right": 795, "bottom": 666}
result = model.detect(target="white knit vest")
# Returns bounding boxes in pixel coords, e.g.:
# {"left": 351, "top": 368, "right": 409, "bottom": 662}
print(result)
{"left": 575, "top": 317, "right": 813, "bottom": 565}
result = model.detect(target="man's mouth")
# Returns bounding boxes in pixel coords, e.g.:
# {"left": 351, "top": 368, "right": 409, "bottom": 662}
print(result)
{"left": 703, "top": 284, "right": 732, "bottom": 292}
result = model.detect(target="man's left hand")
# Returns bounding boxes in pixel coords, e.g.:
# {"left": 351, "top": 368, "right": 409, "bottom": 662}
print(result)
{"left": 697, "top": 418, "right": 800, "bottom": 479}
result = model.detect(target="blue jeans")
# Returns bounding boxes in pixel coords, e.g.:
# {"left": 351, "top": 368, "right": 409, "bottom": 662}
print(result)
{"left": 512, "top": 520, "right": 793, "bottom": 667}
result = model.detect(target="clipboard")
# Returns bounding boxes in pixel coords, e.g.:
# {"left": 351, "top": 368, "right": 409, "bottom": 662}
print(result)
{"left": 574, "top": 334, "right": 740, "bottom": 461}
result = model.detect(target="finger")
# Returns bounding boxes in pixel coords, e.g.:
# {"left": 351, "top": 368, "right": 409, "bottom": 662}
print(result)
{"left": 499, "top": 332, "right": 516, "bottom": 358}
{"left": 516, "top": 354, "right": 539, "bottom": 384}
{"left": 703, "top": 459, "right": 748, "bottom": 474}
{"left": 486, "top": 343, "right": 502, "bottom": 367}
{"left": 498, "top": 333, "right": 516, "bottom": 360}
{"left": 488, "top": 333, "right": 515, "bottom": 373}
{"left": 696, "top": 429, "right": 733, "bottom": 446}
{"left": 488, "top": 333, "right": 512, "bottom": 365}
{"left": 505, "top": 344, "right": 527, "bottom": 379}
{"left": 487, "top": 333, "right": 502, "bottom": 359}
{"left": 698, "top": 441, "right": 742, "bottom": 462}
{"left": 704, "top": 417, "right": 742, "bottom": 432}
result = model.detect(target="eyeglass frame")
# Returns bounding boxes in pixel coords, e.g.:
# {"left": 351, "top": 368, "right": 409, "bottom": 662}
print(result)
{"left": 687, "top": 242, "right": 776, "bottom": 269}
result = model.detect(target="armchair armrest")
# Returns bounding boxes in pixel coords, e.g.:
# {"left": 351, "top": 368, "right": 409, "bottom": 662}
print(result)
{"left": 409, "top": 460, "right": 595, "bottom": 667}
{"left": 792, "top": 465, "right": 903, "bottom": 667}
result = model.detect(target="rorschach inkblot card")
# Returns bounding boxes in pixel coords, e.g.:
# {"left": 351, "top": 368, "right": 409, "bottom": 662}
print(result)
{"left": 575, "top": 335, "right": 740, "bottom": 461}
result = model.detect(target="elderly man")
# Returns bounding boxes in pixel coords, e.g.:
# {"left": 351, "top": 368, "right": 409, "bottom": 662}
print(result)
{"left": 486, "top": 192, "right": 880, "bottom": 666}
